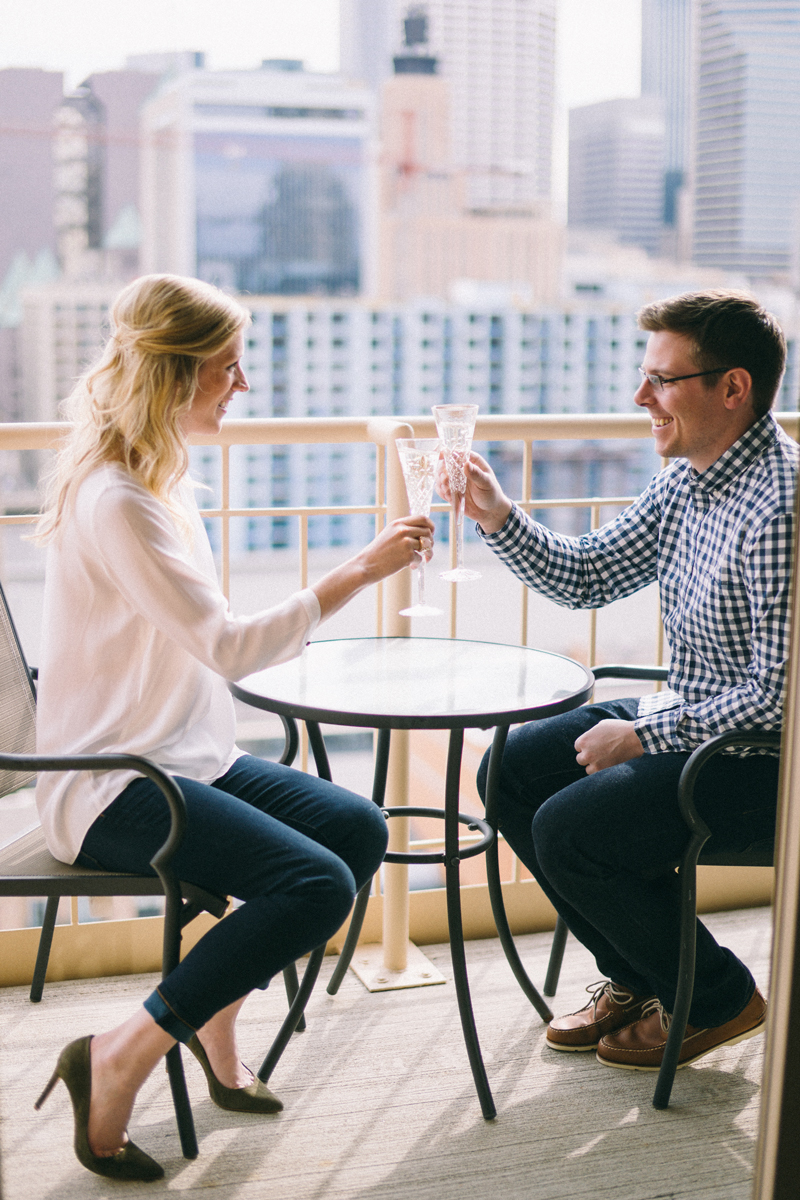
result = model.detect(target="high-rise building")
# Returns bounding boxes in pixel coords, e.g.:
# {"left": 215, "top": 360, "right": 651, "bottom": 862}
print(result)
{"left": 694, "top": 0, "right": 800, "bottom": 278}
{"left": 568, "top": 97, "right": 667, "bottom": 256}
{"left": 641, "top": 0, "right": 693, "bottom": 237}
{"left": 140, "top": 63, "right": 375, "bottom": 296}
{"left": 0, "top": 69, "right": 64, "bottom": 423}
{"left": 339, "top": 0, "right": 557, "bottom": 212}
{"left": 340, "top": 0, "right": 399, "bottom": 92}
{"left": 376, "top": 58, "right": 562, "bottom": 303}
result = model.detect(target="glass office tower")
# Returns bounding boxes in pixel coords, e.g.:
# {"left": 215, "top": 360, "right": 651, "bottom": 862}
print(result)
{"left": 641, "top": 0, "right": 692, "bottom": 228}
{"left": 694, "top": 1, "right": 800, "bottom": 276}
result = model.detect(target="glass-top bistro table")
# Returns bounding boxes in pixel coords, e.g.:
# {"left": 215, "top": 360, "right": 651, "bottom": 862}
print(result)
{"left": 231, "top": 637, "right": 594, "bottom": 1120}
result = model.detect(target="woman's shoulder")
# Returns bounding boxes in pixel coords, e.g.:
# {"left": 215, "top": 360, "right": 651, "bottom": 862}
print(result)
{"left": 76, "top": 463, "right": 161, "bottom": 512}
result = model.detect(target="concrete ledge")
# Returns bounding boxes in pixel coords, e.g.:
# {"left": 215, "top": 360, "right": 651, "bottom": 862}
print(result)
{"left": 0, "top": 867, "right": 773, "bottom": 989}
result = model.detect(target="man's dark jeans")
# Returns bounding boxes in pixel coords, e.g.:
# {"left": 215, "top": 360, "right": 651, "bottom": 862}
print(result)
{"left": 477, "top": 699, "right": 779, "bottom": 1027}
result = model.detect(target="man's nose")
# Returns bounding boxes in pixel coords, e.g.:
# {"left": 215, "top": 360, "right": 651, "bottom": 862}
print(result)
{"left": 634, "top": 377, "right": 654, "bottom": 406}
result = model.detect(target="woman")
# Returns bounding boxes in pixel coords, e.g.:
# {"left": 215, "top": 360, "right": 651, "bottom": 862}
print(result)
{"left": 32, "top": 274, "right": 434, "bottom": 1181}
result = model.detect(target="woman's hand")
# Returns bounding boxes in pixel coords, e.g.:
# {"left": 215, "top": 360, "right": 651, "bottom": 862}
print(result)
{"left": 435, "top": 451, "right": 513, "bottom": 534}
{"left": 356, "top": 515, "right": 435, "bottom": 582}
{"left": 312, "top": 515, "right": 435, "bottom": 620}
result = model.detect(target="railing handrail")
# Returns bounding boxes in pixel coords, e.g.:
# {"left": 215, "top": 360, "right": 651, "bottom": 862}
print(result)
{"left": 6, "top": 411, "right": 797, "bottom": 452}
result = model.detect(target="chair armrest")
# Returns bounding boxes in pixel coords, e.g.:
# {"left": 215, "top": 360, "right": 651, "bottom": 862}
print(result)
{"left": 677, "top": 730, "right": 782, "bottom": 839}
{"left": 0, "top": 752, "right": 187, "bottom": 883}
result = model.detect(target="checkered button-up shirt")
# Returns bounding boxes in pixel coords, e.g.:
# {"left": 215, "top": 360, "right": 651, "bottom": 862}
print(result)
{"left": 480, "top": 414, "right": 798, "bottom": 755}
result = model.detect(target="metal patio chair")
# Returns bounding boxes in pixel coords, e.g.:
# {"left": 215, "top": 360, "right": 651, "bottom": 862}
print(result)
{"left": 539, "top": 665, "right": 778, "bottom": 1109}
{"left": 0, "top": 580, "right": 322, "bottom": 1157}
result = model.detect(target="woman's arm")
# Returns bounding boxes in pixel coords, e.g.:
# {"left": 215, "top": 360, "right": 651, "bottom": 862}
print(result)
{"left": 312, "top": 514, "right": 435, "bottom": 620}
{"left": 89, "top": 475, "right": 434, "bottom": 679}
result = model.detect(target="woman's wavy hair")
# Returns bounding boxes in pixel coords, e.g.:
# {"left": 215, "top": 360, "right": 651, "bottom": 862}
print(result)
{"left": 36, "top": 274, "right": 250, "bottom": 543}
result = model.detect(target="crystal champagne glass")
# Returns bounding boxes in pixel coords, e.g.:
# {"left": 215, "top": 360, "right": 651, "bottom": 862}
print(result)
{"left": 432, "top": 404, "right": 481, "bottom": 582}
{"left": 396, "top": 437, "right": 443, "bottom": 617}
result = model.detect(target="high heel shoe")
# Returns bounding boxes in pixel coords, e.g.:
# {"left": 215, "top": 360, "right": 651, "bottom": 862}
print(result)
{"left": 35, "top": 1035, "right": 164, "bottom": 1181}
{"left": 186, "top": 1035, "right": 283, "bottom": 1113}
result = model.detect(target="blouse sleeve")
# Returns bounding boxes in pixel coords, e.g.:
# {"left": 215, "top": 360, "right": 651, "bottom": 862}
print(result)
{"left": 88, "top": 477, "right": 320, "bottom": 681}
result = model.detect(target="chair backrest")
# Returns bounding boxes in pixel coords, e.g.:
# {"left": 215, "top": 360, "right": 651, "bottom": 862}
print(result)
{"left": 0, "top": 581, "right": 36, "bottom": 798}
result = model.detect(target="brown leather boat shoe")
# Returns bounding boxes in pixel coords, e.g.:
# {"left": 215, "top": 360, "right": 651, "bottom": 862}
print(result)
{"left": 546, "top": 980, "right": 656, "bottom": 1052}
{"left": 596, "top": 987, "right": 767, "bottom": 1070}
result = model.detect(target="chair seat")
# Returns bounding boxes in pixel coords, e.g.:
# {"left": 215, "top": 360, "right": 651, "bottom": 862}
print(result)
{"left": 699, "top": 840, "right": 774, "bottom": 868}
{"left": 0, "top": 824, "right": 228, "bottom": 915}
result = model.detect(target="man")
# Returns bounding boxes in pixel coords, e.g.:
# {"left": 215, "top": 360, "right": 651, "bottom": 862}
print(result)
{"left": 438, "top": 291, "right": 797, "bottom": 1069}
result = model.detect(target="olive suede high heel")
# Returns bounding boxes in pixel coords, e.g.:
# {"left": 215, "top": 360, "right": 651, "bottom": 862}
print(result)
{"left": 35, "top": 1035, "right": 164, "bottom": 1182}
{"left": 186, "top": 1034, "right": 283, "bottom": 1113}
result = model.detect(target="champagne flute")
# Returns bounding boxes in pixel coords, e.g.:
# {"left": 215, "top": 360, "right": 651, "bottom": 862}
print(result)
{"left": 432, "top": 404, "right": 481, "bottom": 582}
{"left": 396, "top": 438, "right": 443, "bottom": 617}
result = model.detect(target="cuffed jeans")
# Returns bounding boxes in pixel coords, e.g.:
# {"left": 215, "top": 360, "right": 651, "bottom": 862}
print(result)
{"left": 76, "top": 754, "right": 388, "bottom": 1042}
{"left": 477, "top": 699, "right": 779, "bottom": 1028}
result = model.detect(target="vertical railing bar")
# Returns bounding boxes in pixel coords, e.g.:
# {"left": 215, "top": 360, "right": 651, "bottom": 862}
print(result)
{"left": 300, "top": 512, "right": 309, "bottom": 774}
{"left": 382, "top": 421, "right": 414, "bottom": 973}
{"left": 221, "top": 444, "right": 231, "bottom": 600}
{"left": 655, "top": 456, "right": 670, "bottom": 691}
{"left": 375, "top": 442, "right": 386, "bottom": 637}
{"left": 588, "top": 502, "right": 600, "bottom": 668}
{"left": 448, "top": 506, "right": 458, "bottom": 639}
{"left": 520, "top": 440, "right": 532, "bottom": 646}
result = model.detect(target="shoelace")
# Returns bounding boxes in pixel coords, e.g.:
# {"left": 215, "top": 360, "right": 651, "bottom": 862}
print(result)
{"left": 641, "top": 996, "right": 671, "bottom": 1032}
{"left": 584, "top": 979, "right": 639, "bottom": 1017}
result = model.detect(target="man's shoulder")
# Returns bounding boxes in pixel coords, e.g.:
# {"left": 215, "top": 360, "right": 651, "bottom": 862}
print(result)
{"left": 749, "top": 419, "right": 798, "bottom": 509}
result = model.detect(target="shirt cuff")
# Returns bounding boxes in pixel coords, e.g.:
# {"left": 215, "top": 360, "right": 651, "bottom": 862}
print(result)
{"left": 297, "top": 587, "right": 321, "bottom": 634}
{"left": 476, "top": 501, "right": 523, "bottom": 544}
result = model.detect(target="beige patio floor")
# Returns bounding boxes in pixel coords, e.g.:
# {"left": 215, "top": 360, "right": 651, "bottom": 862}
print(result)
{"left": 0, "top": 906, "right": 770, "bottom": 1200}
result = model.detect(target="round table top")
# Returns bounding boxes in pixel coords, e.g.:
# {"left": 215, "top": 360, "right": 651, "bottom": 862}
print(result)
{"left": 231, "top": 637, "right": 594, "bottom": 730}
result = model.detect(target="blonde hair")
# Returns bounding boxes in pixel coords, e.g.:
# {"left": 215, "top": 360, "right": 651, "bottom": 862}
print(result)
{"left": 36, "top": 274, "right": 250, "bottom": 543}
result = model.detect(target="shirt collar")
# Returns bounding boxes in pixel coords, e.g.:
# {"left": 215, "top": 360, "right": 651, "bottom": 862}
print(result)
{"left": 690, "top": 413, "right": 778, "bottom": 494}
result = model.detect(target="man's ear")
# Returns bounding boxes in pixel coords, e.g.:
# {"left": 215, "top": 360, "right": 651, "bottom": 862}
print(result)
{"left": 723, "top": 367, "right": 753, "bottom": 412}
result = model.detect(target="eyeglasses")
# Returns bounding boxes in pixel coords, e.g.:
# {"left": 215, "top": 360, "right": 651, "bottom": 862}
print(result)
{"left": 637, "top": 366, "right": 734, "bottom": 392}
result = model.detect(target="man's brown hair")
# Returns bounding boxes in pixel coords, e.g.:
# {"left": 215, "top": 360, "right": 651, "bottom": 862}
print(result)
{"left": 638, "top": 290, "right": 786, "bottom": 418}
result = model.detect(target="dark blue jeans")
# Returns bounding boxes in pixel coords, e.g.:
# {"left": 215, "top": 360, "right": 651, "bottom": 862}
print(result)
{"left": 77, "top": 754, "right": 388, "bottom": 1042}
{"left": 477, "top": 699, "right": 779, "bottom": 1028}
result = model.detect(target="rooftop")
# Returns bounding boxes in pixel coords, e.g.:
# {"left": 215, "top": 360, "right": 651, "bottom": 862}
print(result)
{"left": 1, "top": 905, "right": 769, "bottom": 1200}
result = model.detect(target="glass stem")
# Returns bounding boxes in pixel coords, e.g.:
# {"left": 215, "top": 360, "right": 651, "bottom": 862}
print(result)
{"left": 417, "top": 558, "right": 426, "bottom": 607}
{"left": 454, "top": 490, "right": 465, "bottom": 570}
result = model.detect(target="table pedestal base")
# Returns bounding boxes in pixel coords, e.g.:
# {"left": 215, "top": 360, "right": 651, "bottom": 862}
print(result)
{"left": 348, "top": 940, "right": 447, "bottom": 992}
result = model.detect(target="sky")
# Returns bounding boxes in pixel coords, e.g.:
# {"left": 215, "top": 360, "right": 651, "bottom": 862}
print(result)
{"left": 0, "top": 0, "right": 642, "bottom": 109}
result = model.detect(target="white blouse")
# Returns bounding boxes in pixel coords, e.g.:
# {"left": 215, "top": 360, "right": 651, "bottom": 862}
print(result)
{"left": 35, "top": 463, "right": 320, "bottom": 863}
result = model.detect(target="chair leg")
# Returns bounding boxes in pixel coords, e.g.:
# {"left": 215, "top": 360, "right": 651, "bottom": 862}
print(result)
{"left": 259, "top": 944, "right": 325, "bottom": 1082}
{"left": 30, "top": 895, "right": 60, "bottom": 1002}
{"left": 543, "top": 915, "right": 569, "bottom": 998}
{"left": 164, "top": 1045, "right": 198, "bottom": 1159}
{"left": 653, "top": 843, "right": 703, "bottom": 1109}
{"left": 282, "top": 961, "right": 307, "bottom": 1032}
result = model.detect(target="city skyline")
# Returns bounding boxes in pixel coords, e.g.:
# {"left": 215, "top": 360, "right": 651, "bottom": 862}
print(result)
{"left": 0, "top": 0, "right": 641, "bottom": 110}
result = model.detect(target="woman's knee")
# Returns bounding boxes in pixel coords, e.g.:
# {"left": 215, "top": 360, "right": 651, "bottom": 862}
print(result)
{"left": 290, "top": 853, "right": 358, "bottom": 928}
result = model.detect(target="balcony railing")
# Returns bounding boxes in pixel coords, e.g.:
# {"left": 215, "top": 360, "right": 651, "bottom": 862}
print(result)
{"left": 0, "top": 411, "right": 794, "bottom": 987}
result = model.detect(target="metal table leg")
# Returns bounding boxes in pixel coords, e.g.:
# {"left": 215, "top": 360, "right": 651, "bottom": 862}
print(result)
{"left": 444, "top": 727, "right": 496, "bottom": 1120}
{"left": 484, "top": 724, "right": 553, "bottom": 1022}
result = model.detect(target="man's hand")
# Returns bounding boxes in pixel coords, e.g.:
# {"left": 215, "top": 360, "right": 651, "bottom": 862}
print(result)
{"left": 574, "top": 719, "right": 644, "bottom": 775}
{"left": 434, "top": 451, "right": 513, "bottom": 534}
